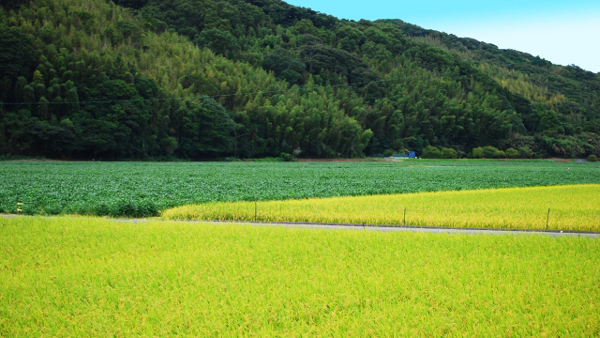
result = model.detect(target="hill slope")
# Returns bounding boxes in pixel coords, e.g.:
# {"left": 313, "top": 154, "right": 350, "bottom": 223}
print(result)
{"left": 1, "top": 0, "right": 599, "bottom": 159}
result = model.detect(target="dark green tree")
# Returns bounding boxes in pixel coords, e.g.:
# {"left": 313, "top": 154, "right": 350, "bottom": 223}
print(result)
{"left": 0, "top": 26, "right": 36, "bottom": 81}
{"left": 194, "top": 29, "right": 240, "bottom": 57}
{"left": 262, "top": 49, "right": 305, "bottom": 85}
{"left": 176, "top": 97, "right": 234, "bottom": 158}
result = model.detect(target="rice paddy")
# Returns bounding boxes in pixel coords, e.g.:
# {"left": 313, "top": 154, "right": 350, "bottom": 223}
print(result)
{"left": 1, "top": 217, "right": 598, "bottom": 336}
{"left": 163, "top": 184, "right": 600, "bottom": 231}
{"left": 2, "top": 161, "right": 599, "bottom": 335}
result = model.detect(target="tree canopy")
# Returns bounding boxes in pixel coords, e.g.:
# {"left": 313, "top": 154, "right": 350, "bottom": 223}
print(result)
{"left": 0, "top": 0, "right": 598, "bottom": 160}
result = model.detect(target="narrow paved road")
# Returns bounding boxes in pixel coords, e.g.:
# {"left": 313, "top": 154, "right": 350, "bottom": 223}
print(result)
{"left": 175, "top": 219, "right": 600, "bottom": 238}
{"left": 3, "top": 215, "right": 599, "bottom": 237}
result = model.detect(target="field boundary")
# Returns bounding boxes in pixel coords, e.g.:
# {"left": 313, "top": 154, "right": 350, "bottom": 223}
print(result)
{"left": 3, "top": 214, "right": 599, "bottom": 237}
{"left": 192, "top": 219, "right": 600, "bottom": 236}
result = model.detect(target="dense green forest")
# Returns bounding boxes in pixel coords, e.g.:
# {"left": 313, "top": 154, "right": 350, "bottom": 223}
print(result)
{"left": 1, "top": 0, "right": 599, "bottom": 159}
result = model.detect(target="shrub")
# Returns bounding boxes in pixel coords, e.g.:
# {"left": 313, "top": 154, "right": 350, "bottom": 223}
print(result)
{"left": 441, "top": 147, "right": 457, "bottom": 159}
{"left": 482, "top": 146, "right": 499, "bottom": 158}
{"left": 506, "top": 148, "right": 519, "bottom": 158}
{"left": 518, "top": 146, "right": 533, "bottom": 158}
{"left": 495, "top": 150, "right": 506, "bottom": 158}
{"left": 471, "top": 147, "right": 484, "bottom": 158}
{"left": 383, "top": 149, "right": 394, "bottom": 157}
{"left": 587, "top": 155, "right": 598, "bottom": 162}
{"left": 280, "top": 152, "right": 296, "bottom": 162}
{"left": 253, "top": 157, "right": 283, "bottom": 162}
{"left": 422, "top": 146, "right": 441, "bottom": 159}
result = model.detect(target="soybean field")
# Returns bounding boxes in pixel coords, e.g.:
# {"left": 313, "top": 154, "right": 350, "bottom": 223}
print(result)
{"left": 1, "top": 160, "right": 599, "bottom": 217}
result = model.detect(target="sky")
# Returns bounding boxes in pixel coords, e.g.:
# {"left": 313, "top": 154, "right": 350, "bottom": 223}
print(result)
{"left": 285, "top": 0, "right": 600, "bottom": 73}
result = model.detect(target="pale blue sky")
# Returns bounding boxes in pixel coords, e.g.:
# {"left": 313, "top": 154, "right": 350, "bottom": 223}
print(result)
{"left": 286, "top": 0, "right": 600, "bottom": 72}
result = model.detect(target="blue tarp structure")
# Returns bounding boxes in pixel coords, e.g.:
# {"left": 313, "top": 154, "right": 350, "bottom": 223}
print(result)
{"left": 393, "top": 151, "right": 416, "bottom": 159}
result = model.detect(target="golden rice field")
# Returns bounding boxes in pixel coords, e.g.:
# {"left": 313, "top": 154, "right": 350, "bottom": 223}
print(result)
{"left": 1, "top": 217, "right": 598, "bottom": 336}
{"left": 163, "top": 184, "right": 600, "bottom": 231}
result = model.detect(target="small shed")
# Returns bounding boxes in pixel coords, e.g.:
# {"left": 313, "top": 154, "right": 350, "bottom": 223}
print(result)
{"left": 393, "top": 151, "right": 416, "bottom": 159}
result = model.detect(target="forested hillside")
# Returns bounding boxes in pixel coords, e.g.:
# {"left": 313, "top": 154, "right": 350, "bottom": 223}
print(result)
{"left": 1, "top": 0, "right": 599, "bottom": 159}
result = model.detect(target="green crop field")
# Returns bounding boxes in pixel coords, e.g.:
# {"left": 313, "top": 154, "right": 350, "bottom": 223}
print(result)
{"left": 1, "top": 160, "right": 599, "bottom": 217}
{"left": 1, "top": 217, "right": 598, "bottom": 336}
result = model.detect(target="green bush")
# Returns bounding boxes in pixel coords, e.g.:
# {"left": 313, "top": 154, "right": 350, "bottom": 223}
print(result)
{"left": 441, "top": 147, "right": 457, "bottom": 159}
{"left": 506, "top": 148, "right": 519, "bottom": 158}
{"left": 253, "top": 157, "right": 283, "bottom": 162}
{"left": 482, "top": 146, "right": 499, "bottom": 158}
{"left": 471, "top": 147, "right": 484, "bottom": 158}
{"left": 383, "top": 149, "right": 394, "bottom": 157}
{"left": 422, "top": 146, "right": 441, "bottom": 159}
{"left": 587, "top": 155, "right": 599, "bottom": 162}
{"left": 280, "top": 152, "right": 296, "bottom": 162}
{"left": 518, "top": 146, "right": 533, "bottom": 158}
{"left": 496, "top": 150, "right": 506, "bottom": 158}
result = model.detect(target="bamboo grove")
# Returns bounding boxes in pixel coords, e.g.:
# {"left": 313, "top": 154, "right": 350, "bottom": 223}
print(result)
{"left": 1, "top": 0, "right": 599, "bottom": 159}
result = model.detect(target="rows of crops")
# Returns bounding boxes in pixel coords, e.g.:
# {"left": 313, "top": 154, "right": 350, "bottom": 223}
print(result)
{"left": 163, "top": 185, "right": 600, "bottom": 231}
{"left": 1, "top": 217, "right": 598, "bottom": 336}
{"left": 1, "top": 160, "right": 599, "bottom": 217}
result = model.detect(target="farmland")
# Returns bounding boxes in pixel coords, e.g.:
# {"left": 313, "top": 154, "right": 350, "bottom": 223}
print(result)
{"left": 163, "top": 185, "right": 600, "bottom": 231}
{"left": 1, "top": 160, "right": 599, "bottom": 217}
{"left": 1, "top": 217, "right": 598, "bottom": 336}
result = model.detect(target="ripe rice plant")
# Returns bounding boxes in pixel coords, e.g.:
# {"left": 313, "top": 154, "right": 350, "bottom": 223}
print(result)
{"left": 1, "top": 217, "right": 598, "bottom": 336}
{"left": 163, "top": 184, "right": 600, "bottom": 231}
